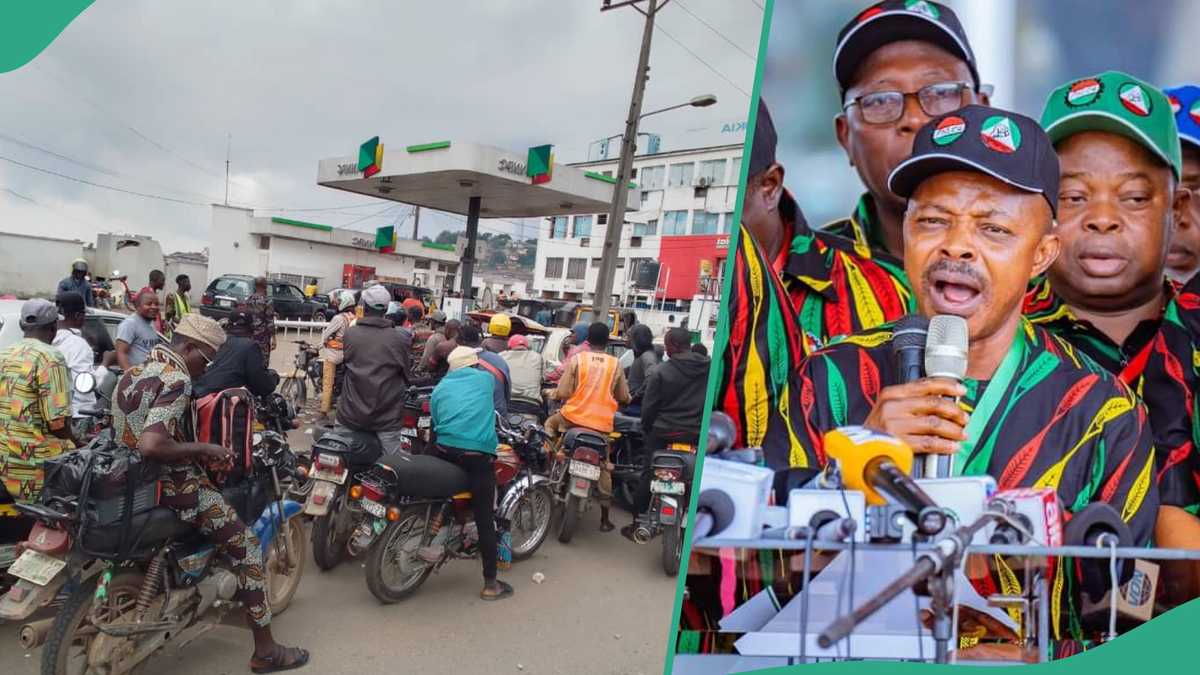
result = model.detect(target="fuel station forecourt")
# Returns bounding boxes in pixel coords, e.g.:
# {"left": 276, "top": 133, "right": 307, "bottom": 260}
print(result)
{"left": 317, "top": 139, "right": 641, "bottom": 315}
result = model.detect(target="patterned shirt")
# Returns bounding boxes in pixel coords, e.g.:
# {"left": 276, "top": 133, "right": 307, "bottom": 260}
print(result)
{"left": 0, "top": 338, "right": 74, "bottom": 502}
{"left": 239, "top": 293, "right": 275, "bottom": 362}
{"left": 796, "top": 319, "right": 1159, "bottom": 641}
{"left": 112, "top": 345, "right": 193, "bottom": 450}
{"left": 713, "top": 194, "right": 912, "bottom": 467}
{"left": 821, "top": 192, "right": 905, "bottom": 267}
{"left": 1025, "top": 278, "right": 1199, "bottom": 510}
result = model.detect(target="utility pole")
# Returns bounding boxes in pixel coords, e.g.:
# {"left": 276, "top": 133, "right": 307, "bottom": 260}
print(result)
{"left": 593, "top": 0, "right": 663, "bottom": 317}
{"left": 224, "top": 133, "right": 231, "bottom": 206}
{"left": 412, "top": 205, "right": 421, "bottom": 240}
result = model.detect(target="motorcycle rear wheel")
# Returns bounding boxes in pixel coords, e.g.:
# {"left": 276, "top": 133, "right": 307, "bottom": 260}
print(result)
{"left": 365, "top": 508, "right": 434, "bottom": 603}
{"left": 280, "top": 375, "right": 307, "bottom": 412}
{"left": 267, "top": 517, "right": 306, "bottom": 614}
{"left": 42, "top": 572, "right": 145, "bottom": 675}
{"left": 509, "top": 486, "right": 552, "bottom": 560}
{"left": 558, "top": 494, "right": 581, "bottom": 544}
{"left": 311, "top": 502, "right": 348, "bottom": 571}
{"left": 662, "top": 520, "right": 682, "bottom": 577}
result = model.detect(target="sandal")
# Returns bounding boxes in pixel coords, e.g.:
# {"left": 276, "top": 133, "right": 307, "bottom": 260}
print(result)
{"left": 251, "top": 645, "right": 310, "bottom": 674}
{"left": 481, "top": 580, "right": 514, "bottom": 601}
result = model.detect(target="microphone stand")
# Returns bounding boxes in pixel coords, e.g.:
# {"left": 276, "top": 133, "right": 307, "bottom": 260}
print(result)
{"left": 817, "top": 508, "right": 1003, "bottom": 662}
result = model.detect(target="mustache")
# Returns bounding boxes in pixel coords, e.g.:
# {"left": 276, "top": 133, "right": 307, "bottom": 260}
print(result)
{"left": 921, "top": 259, "right": 988, "bottom": 289}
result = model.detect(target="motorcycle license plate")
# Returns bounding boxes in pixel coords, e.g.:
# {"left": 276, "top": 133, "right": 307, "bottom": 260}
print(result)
{"left": 360, "top": 498, "right": 386, "bottom": 519}
{"left": 310, "top": 467, "right": 348, "bottom": 485}
{"left": 650, "top": 480, "right": 685, "bottom": 495}
{"left": 667, "top": 443, "right": 694, "bottom": 452}
{"left": 9, "top": 550, "right": 67, "bottom": 587}
{"left": 400, "top": 428, "right": 417, "bottom": 438}
{"left": 304, "top": 480, "right": 338, "bottom": 516}
{"left": 569, "top": 460, "right": 601, "bottom": 481}
{"left": 418, "top": 416, "right": 431, "bottom": 429}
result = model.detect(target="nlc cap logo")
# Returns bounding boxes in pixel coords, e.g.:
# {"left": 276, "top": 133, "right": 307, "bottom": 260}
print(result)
{"left": 1190, "top": 100, "right": 1200, "bottom": 126}
{"left": 904, "top": 0, "right": 940, "bottom": 19}
{"left": 1066, "top": 78, "right": 1102, "bottom": 107}
{"left": 980, "top": 115, "right": 1021, "bottom": 154}
{"left": 1119, "top": 83, "right": 1152, "bottom": 117}
{"left": 1169, "top": 95, "right": 1182, "bottom": 115}
{"left": 932, "top": 115, "right": 966, "bottom": 145}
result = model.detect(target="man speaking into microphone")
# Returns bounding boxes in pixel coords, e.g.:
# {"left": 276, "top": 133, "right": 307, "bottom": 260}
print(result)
{"left": 794, "top": 105, "right": 1159, "bottom": 640}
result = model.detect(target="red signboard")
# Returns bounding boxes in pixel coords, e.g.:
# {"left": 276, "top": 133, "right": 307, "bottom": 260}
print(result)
{"left": 657, "top": 234, "right": 727, "bottom": 300}
{"left": 342, "top": 264, "right": 376, "bottom": 288}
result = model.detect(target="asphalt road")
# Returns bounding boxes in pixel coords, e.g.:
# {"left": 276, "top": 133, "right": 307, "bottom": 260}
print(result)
{"left": 1, "top": 420, "right": 679, "bottom": 675}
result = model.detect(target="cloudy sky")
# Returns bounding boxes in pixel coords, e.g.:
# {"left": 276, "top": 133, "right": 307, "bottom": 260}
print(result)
{"left": 0, "top": 0, "right": 763, "bottom": 254}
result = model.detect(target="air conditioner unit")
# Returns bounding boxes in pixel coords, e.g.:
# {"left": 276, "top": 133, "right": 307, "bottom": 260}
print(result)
{"left": 694, "top": 176, "right": 712, "bottom": 188}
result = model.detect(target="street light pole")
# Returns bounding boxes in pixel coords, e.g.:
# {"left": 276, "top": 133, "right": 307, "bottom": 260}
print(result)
{"left": 593, "top": 0, "right": 661, "bottom": 318}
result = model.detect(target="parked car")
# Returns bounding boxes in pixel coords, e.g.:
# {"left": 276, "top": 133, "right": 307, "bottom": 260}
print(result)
{"left": 533, "top": 326, "right": 628, "bottom": 375}
{"left": 199, "top": 274, "right": 326, "bottom": 322}
{"left": 0, "top": 300, "right": 126, "bottom": 365}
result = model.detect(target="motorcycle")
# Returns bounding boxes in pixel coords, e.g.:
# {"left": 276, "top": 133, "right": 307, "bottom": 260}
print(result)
{"left": 609, "top": 412, "right": 649, "bottom": 514}
{"left": 398, "top": 385, "right": 435, "bottom": 455}
{"left": 552, "top": 426, "right": 611, "bottom": 544}
{"left": 304, "top": 426, "right": 386, "bottom": 571}
{"left": 279, "top": 340, "right": 323, "bottom": 412}
{"left": 352, "top": 413, "right": 553, "bottom": 603}
{"left": 0, "top": 391, "right": 305, "bottom": 675}
{"left": 629, "top": 438, "right": 697, "bottom": 576}
{"left": 254, "top": 390, "right": 311, "bottom": 501}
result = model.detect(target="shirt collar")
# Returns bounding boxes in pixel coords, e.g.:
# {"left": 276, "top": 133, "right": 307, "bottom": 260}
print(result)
{"left": 1024, "top": 276, "right": 1177, "bottom": 351}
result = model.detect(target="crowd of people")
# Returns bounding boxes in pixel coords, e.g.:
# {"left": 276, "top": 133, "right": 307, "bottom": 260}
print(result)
{"left": 699, "top": 0, "right": 1200, "bottom": 658}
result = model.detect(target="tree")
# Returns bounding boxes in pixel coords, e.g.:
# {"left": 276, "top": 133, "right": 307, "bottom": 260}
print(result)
{"left": 434, "top": 229, "right": 462, "bottom": 245}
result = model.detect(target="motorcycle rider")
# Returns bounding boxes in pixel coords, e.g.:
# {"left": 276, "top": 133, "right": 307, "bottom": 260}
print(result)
{"left": 54, "top": 291, "right": 115, "bottom": 439}
{"left": 641, "top": 328, "right": 710, "bottom": 452}
{"left": 500, "top": 334, "right": 546, "bottom": 418}
{"left": 482, "top": 314, "right": 511, "bottom": 353}
{"left": 111, "top": 313, "right": 309, "bottom": 672}
{"left": 546, "top": 322, "right": 589, "bottom": 382}
{"left": 0, "top": 299, "right": 77, "bottom": 504}
{"left": 57, "top": 258, "right": 95, "bottom": 308}
{"left": 430, "top": 346, "right": 513, "bottom": 601}
{"left": 336, "top": 285, "right": 411, "bottom": 454}
{"left": 624, "top": 323, "right": 660, "bottom": 415}
{"left": 319, "top": 290, "right": 356, "bottom": 417}
{"left": 420, "top": 317, "right": 460, "bottom": 377}
{"left": 109, "top": 270, "right": 131, "bottom": 311}
{"left": 194, "top": 309, "right": 279, "bottom": 398}
{"left": 458, "top": 322, "right": 511, "bottom": 416}
{"left": 545, "top": 322, "right": 631, "bottom": 532}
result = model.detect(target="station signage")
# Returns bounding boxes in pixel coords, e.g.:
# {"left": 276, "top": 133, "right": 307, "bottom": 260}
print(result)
{"left": 336, "top": 163, "right": 361, "bottom": 176}
{"left": 497, "top": 157, "right": 527, "bottom": 177}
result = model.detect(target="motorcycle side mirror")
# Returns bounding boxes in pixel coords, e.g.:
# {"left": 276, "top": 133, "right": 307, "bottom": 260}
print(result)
{"left": 507, "top": 414, "right": 526, "bottom": 429}
{"left": 252, "top": 432, "right": 264, "bottom": 447}
{"left": 74, "top": 372, "right": 96, "bottom": 395}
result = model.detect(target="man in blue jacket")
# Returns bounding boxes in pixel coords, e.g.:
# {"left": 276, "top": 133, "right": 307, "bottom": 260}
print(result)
{"left": 430, "top": 346, "right": 512, "bottom": 601}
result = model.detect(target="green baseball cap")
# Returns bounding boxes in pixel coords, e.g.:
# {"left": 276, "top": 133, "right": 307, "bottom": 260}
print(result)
{"left": 1040, "top": 70, "right": 1182, "bottom": 179}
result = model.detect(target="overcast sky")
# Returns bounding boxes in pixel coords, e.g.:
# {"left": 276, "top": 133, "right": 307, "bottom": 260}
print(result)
{"left": 0, "top": 0, "right": 763, "bottom": 254}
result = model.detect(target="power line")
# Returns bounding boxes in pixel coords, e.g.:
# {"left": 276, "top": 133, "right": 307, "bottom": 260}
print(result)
{"left": 673, "top": 0, "right": 757, "bottom": 60}
{"left": 750, "top": 0, "right": 764, "bottom": 10}
{"left": 0, "top": 153, "right": 208, "bottom": 205}
{"left": 652, "top": 14, "right": 751, "bottom": 97}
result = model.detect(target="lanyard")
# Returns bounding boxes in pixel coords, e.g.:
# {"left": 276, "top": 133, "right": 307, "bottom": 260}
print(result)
{"left": 955, "top": 327, "right": 1027, "bottom": 477}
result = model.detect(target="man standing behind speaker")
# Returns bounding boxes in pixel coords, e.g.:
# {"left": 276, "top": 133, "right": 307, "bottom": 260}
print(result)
{"left": 794, "top": 105, "right": 1158, "bottom": 645}
{"left": 1021, "top": 74, "right": 1200, "bottom": 576}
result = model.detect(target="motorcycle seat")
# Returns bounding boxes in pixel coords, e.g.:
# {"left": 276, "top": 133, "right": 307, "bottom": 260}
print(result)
{"left": 613, "top": 413, "right": 641, "bottom": 434}
{"left": 562, "top": 427, "right": 610, "bottom": 452}
{"left": 375, "top": 453, "right": 470, "bottom": 498}
{"left": 82, "top": 507, "right": 192, "bottom": 555}
{"left": 314, "top": 426, "right": 384, "bottom": 466}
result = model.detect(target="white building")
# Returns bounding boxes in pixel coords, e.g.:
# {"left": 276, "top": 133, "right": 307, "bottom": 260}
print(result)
{"left": 532, "top": 143, "right": 742, "bottom": 305}
{"left": 207, "top": 205, "right": 464, "bottom": 294}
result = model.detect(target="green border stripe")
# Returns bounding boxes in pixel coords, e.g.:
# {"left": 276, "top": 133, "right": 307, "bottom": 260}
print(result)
{"left": 270, "top": 216, "right": 333, "bottom": 232}
{"left": 584, "top": 170, "right": 637, "bottom": 189}
{"left": 421, "top": 241, "right": 455, "bottom": 251}
{"left": 662, "top": 1, "right": 774, "bottom": 673}
{"left": 405, "top": 140, "right": 452, "bottom": 153}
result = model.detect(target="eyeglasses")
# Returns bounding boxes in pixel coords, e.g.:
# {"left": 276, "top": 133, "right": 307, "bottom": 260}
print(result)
{"left": 843, "top": 81, "right": 993, "bottom": 125}
{"left": 197, "top": 347, "right": 215, "bottom": 370}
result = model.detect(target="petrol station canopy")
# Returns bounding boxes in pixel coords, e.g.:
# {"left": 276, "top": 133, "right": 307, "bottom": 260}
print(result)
{"left": 317, "top": 140, "right": 640, "bottom": 218}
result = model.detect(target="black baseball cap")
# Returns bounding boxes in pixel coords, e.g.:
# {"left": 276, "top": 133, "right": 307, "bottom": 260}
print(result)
{"left": 747, "top": 97, "right": 778, "bottom": 177}
{"left": 888, "top": 104, "right": 1060, "bottom": 217}
{"left": 834, "top": 0, "right": 979, "bottom": 96}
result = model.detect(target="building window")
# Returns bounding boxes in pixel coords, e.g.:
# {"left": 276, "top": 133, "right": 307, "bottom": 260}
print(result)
{"left": 591, "top": 258, "right": 601, "bottom": 268}
{"left": 616, "top": 258, "right": 626, "bottom": 268}
{"left": 580, "top": 237, "right": 590, "bottom": 247}
{"left": 545, "top": 257, "right": 564, "bottom": 278}
{"left": 258, "top": 235, "right": 271, "bottom": 250}
{"left": 631, "top": 236, "right": 642, "bottom": 247}
{"left": 692, "top": 211, "right": 720, "bottom": 235}
{"left": 567, "top": 258, "right": 587, "bottom": 280}
{"left": 662, "top": 210, "right": 689, "bottom": 235}
{"left": 697, "top": 159, "right": 727, "bottom": 185}
{"left": 730, "top": 156, "right": 743, "bottom": 182}
{"left": 415, "top": 259, "right": 431, "bottom": 270}
{"left": 633, "top": 219, "right": 657, "bottom": 236}
{"left": 668, "top": 162, "right": 695, "bottom": 188}
{"left": 551, "top": 216, "right": 568, "bottom": 239}
{"left": 639, "top": 165, "right": 665, "bottom": 190}
{"left": 722, "top": 211, "right": 736, "bottom": 233}
{"left": 598, "top": 214, "right": 608, "bottom": 225}
{"left": 573, "top": 215, "right": 593, "bottom": 238}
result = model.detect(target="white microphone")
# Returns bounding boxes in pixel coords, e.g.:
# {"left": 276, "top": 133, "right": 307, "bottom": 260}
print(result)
{"left": 924, "top": 315, "right": 968, "bottom": 478}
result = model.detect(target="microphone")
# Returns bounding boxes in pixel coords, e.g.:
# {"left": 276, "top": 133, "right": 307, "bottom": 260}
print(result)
{"left": 893, "top": 314, "right": 930, "bottom": 385}
{"left": 924, "top": 314, "right": 968, "bottom": 478}
{"left": 693, "top": 489, "right": 736, "bottom": 539}
{"left": 824, "top": 426, "right": 947, "bottom": 536}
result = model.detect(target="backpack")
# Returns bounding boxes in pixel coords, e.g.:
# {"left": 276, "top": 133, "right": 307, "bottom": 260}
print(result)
{"left": 194, "top": 387, "right": 254, "bottom": 485}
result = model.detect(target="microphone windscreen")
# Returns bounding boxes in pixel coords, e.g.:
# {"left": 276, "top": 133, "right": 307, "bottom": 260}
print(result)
{"left": 706, "top": 411, "right": 737, "bottom": 454}
{"left": 925, "top": 314, "right": 968, "bottom": 380}
{"left": 696, "top": 489, "right": 737, "bottom": 538}
{"left": 892, "top": 314, "right": 930, "bottom": 352}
